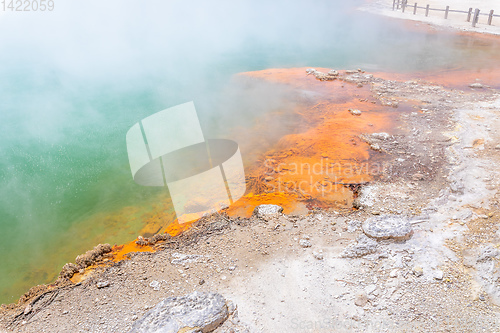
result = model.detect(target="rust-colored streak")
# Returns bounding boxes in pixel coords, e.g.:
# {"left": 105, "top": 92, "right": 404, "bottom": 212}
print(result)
{"left": 164, "top": 216, "right": 201, "bottom": 236}
{"left": 111, "top": 242, "right": 154, "bottom": 262}
{"left": 226, "top": 67, "right": 402, "bottom": 215}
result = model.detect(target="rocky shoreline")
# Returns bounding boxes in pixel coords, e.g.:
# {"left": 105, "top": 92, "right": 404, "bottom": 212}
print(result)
{"left": 1, "top": 68, "right": 500, "bottom": 332}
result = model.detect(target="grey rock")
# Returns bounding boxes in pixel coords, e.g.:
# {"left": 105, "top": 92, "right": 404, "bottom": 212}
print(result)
{"left": 313, "top": 251, "right": 324, "bottom": 260}
{"left": 96, "top": 281, "right": 110, "bottom": 289}
{"left": 253, "top": 204, "right": 283, "bottom": 218}
{"left": 433, "top": 270, "right": 444, "bottom": 280}
{"left": 412, "top": 266, "right": 423, "bottom": 277}
{"left": 171, "top": 253, "right": 203, "bottom": 265}
{"left": 129, "top": 291, "right": 229, "bottom": 333}
{"left": 347, "top": 219, "right": 362, "bottom": 232}
{"left": 370, "top": 143, "right": 382, "bottom": 151}
{"left": 341, "top": 234, "right": 378, "bottom": 258}
{"left": 469, "top": 83, "right": 483, "bottom": 89}
{"left": 477, "top": 245, "right": 500, "bottom": 262}
{"left": 299, "top": 239, "right": 312, "bottom": 248}
{"left": 412, "top": 173, "right": 425, "bottom": 181}
{"left": 149, "top": 280, "right": 160, "bottom": 291}
{"left": 23, "top": 304, "right": 32, "bottom": 315}
{"left": 371, "top": 132, "right": 391, "bottom": 140}
{"left": 354, "top": 291, "right": 368, "bottom": 306}
{"left": 362, "top": 215, "right": 413, "bottom": 241}
{"left": 348, "top": 109, "right": 362, "bottom": 116}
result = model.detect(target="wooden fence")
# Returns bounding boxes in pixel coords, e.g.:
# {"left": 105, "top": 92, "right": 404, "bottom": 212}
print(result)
{"left": 392, "top": 0, "right": 500, "bottom": 27}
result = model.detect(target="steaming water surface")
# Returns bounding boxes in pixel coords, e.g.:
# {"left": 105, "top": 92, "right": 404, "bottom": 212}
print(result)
{"left": 1, "top": 0, "right": 500, "bottom": 304}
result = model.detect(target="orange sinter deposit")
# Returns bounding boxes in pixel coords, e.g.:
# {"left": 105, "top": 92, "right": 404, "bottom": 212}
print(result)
{"left": 99, "top": 67, "right": 412, "bottom": 264}
{"left": 227, "top": 67, "right": 409, "bottom": 218}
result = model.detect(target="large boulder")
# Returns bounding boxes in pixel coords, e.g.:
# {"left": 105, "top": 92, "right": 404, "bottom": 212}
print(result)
{"left": 129, "top": 292, "right": 229, "bottom": 333}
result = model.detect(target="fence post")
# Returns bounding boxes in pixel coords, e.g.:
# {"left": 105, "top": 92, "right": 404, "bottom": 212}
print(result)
{"left": 467, "top": 8, "right": 472, "bottom": 22}
{"left": 397, "top": 0, "right": 400, "bottom": 10}
{"left": 402, "top": 0, "right": 406, "bottom": 13}
{"left": 488, "top": 10, "right": 494, "bottom": 25}
{"left": 425, "top": 4, "right": 429, "bottom": 16}
{"left": 445, "top": 6, "right": 449, "bottom": 19}
{"left": 392, "top": 0, "right": 396, "bottom": 10}
{"left": 413, "top": 3, "right": 417, "bottom": 14}
{"left": 472, "top": 8, "right": 480, "bottom": 27}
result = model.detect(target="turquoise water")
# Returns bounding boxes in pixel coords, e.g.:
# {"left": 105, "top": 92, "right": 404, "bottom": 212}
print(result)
{"left": 0, "top": 0, "right": 499, "bottom": 304}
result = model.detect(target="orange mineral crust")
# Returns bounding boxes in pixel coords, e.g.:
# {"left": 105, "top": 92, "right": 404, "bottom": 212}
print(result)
{"left": 227, "top": 67, "right": 404, "bottom": 215}
{"left": 76, "top": 67, "right": 408, "bottom": 269}
{"left": 111, "top": 242, "right": 154, "bottom": 262}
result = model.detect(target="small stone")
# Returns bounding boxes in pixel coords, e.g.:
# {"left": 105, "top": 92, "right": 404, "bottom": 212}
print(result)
{"left": 306, "top": 68, "right": 317, "bottom": 75}
{"left": 171, "top": 253, "right": 203, "bottom": 265}
{"left": 412, "top": 173, "right": 425, "bottom": 181}
{"left": 362, "top": 215, "right": 413, "bottom": 241}
{"left": 469, "top": 83, "right": 483, "bottom": 89}
{"left": 96, "top": 281, "right": 110, "bottom": 289}
{"left": 299, "top": 239, "right": 312, "bottom": 248}
{"left": 349, "top": 109, "right": 362, "bottom": 116}
{"left": 341, "top": 234, "right": 378, "bottom": 258}
{"left": 477, "top": 245, "right": 500, "bottom": 262}
{"left": 313, "top": 252, "right": 324, "bottom": 260}
{"left": 389, "top": 269, "right": 398, "bottom": 278}
{"left": 149, "top": 280, "right": 160, "bottom": 291}
{"left": 347, "top": 219, "right": 362, "bottom": 232}
{"left": 24, "top": 304, "right": 32, "bottom": 315}
{"left": 434, "top": 270, "right": 444, "bottom": 280}
{"left": 371, "top": 132, "right": 391, "bottom": 140}
{"left": 199, "top": 279, "right": 205, "bottom": 285}
{"left": 228, "top": 266, "right": 236, "bottom": 271}
{"left": 412, "top": 266, "right": 424, "bottom": 277}
{"left": 253, "top": 204, "right": 283, "bottom": 218}
{"left": 354, "top": 292, "right": 368, "bottom": 307}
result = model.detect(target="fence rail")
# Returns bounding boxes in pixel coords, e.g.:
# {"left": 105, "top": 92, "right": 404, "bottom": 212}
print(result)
{"left": 392, "top": 0, "right": 499, "bottom": 27}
